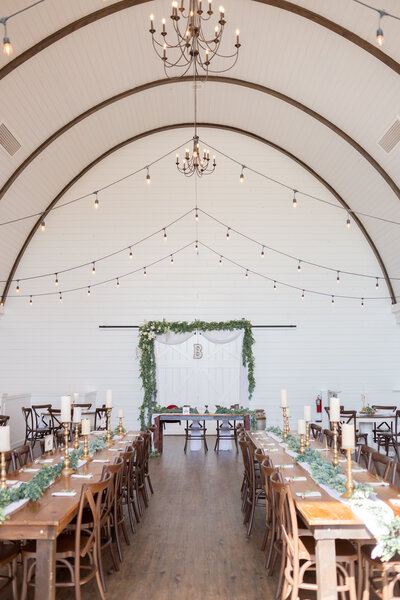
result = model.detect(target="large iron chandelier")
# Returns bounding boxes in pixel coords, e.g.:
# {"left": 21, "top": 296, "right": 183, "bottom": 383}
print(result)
{"left": 176, "top": 134, "right": 216, "bottom": 177}
{"left": 149, "top": 0, "right": 241, "bottom": 77}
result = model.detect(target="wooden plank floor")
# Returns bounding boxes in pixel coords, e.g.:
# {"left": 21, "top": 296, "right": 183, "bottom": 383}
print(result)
{"left": 8, "top": 436, "right": 277, "bottom": 599}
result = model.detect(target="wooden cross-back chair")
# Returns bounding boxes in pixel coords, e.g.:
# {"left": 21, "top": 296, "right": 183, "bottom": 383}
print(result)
{"left": 376, "top": 409, "right": 400, "bottom": 460}
{"left": 339, "top": 410, "right": 368, "bottom": 445}
{"left": 271, "top": 473, "right": 357, "bottom": 600}
{"left": 12, "top": 444, "right": 33, "bottom": 470}
{"left": 371, "top": 405, "right": 397, "bottom": 444}
{"left": 0, "top": 416, "right": 10, "bottom": 427}
{"left": 94, "top": 406, "right": 108, "bottom": 431}
{"left": 21, "top": 473, "right": 112, "bottom": 600}
{"left": 356, "top": 444, "right": 376, "bottom": 470}
{"left": 310, "top": 423, "right": 322, "bottom": 441}
{"left": 22, "top": 406, "right": 51, "bottom": 449}
{"left": 370, "top": 451, "right": 394, "bottom": 482}
{"left": 121, "top": 446, "right": 140, "bottom": 533}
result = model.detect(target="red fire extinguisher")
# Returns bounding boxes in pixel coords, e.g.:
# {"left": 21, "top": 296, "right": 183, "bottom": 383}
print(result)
{"left": 316, "top": 395, "right": 322, "bottom": 413}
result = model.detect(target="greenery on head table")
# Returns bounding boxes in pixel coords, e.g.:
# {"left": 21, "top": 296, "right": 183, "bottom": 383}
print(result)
{"left": 137, "top": 319, "right": 256, "bottom": 429}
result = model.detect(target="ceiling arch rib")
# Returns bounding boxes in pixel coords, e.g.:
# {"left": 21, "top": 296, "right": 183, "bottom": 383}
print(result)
{"left": 1, "top": 76, "right": 400, "bottom": 207}
{"left": 0, "top": 0, "right": 399, "bottom": 84}
{"left": 0, "top": 123, "right": 394, "bottom": 305}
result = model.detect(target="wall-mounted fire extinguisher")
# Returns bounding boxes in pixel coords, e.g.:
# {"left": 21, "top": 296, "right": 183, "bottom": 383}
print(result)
{"left": 316, "top": 394, "right": 322, "bottom": 422}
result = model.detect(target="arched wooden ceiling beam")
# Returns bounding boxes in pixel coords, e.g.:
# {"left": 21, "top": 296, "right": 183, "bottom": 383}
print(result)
{"left": 0, "top": 0, "right": 399, "bottom": 83}
{"left": 1, "top": 76, "right": 399, "bottom": 207}
{"left": 0, "top": 123, "right": 395, "bottom": 305}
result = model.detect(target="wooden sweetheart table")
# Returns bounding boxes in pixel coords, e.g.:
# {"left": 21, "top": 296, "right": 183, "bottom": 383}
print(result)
{"left": 0, "top": 431, "right": 140, "bottom": 600}
{"left": 152, "top": 413, "right": 250, "bottom": 452}
{"left": 248, "top": 431, "right": 400, "bottom": 600}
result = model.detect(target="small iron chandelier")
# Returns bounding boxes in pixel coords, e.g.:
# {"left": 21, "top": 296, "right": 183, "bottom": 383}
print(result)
{"left": 176, "top": 135, "right": 216, "bottom": 177}
{"left": 149, "top": 0, "right": 240, "bottom": 77}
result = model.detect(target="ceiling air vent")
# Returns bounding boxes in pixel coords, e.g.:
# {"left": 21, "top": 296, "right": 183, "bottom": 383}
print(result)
{"left": 378, "top": 117, "right": 400, "bottom": 153}
{"left": 0, "top": 122, "right": 21, "bottom": 156}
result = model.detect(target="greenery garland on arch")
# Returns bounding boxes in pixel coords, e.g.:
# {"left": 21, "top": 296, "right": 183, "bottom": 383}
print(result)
{"left": 138, "top": 319, "right": 255, "bottom": 429}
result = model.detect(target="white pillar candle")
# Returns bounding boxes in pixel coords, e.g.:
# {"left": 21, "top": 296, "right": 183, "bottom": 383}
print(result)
{"left": 73, "top": 407, "right": 82, "bottom": 423}
{"left": 341, "top": 423, "right": 355, "bottom": 449}
{"left": 286, "top": 407, "right": 291, "bottom": 418}
{"left": 60, "top": 396, "right": 71, "bottom": 423}
{"left": 0, "top": 426, "right": 10, "bottom": 452}
{"left": 330, "top": 397, "right": 341, "bottom": 422}
{"left": 106, "top": 390, "right": 113, "bottom": 408}
{"left": 81, "top": 418, "right": 91, "bottom": 435}
{"left": 297, "top": 419, "right": 305, "bottom": 435}
{"left": 280, "top": 389, "right": 287, "bottom": 407}
{"left": 118, "top": 409, "right": 124, "bottom": 418}
{"left": 303, "top": 405, "right": 312, "bottom": 422}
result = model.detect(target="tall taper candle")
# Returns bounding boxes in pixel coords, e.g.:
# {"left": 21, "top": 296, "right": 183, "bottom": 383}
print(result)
{"left": 73, "top": 407, "right": 82, "bottom": 424}
{"left": 280, "top": 389, "right": 287, "bottom": 407}
{"left": 81, "top": 419, "right": 91, "bottom": 436}
{"left": 303, "top": 405, "right": 312, "bottom": 422}
{"left": 330, "top": 397, "right": 341, "bottom": 422}
{"left": 297, "top": 419, "right": 305, "bottom": 435}
{"left": 106, "top": 390, "right": 113, "bottom": 408}
{"left": 60, "top": 396, "right": 71, "bottom": 423}
{"left": 0, "top": 426, "right": 10, "bottom": 452}
{"left": 341, "top": 423, "right": 355, "bottom": 449}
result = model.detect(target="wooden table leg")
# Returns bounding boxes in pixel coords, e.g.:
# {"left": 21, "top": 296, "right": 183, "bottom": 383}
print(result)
{"left": 35, "top": 538, "right": 56, "bottom": 600}
{"left": 316, "top": 538, "right": 337, "bottom": 600}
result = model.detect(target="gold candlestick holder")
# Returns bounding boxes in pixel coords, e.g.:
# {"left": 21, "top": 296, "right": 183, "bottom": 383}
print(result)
{"left": 341, "top": 448, "right": 354, "bottom": 498}
{"left": 118, "top": 417, "right": 123, "bottom": 436}
{"left": 106, "top": 408, "right": 112, "bottom": 446}
{"left": 61, "top": 422, "right": 73, "bottom": 476}
{"left": 332, "top": 421, "right": 339, "bottom": 467}
{"left": 305, "top": 421, "right": 310, "bottom": 447}
{"left": 0, "top": 452, "right": 8, "bottom": 489}
{"left": 73, "top": 423, "right": 80, "bottom": 451}
{"left": 82, "top": 435, "right": 91, "bottom": 461}
{"left": 282, "top": 407, "right": 288, "bottom": 440}
{"left": 299, "top": 433, "right": 305, "bottom": 454}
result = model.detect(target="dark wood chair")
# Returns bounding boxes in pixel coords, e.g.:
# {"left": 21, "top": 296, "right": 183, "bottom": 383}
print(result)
{"left": 361, "top": 544, "right": 400, "bottom": 599}
{"left": 376, "top": 409, "right": 400, "bottom": 460}
{"left": 240, "top": 439, "right": 265, "bottom": 536}
{"left": 356, "top": 444, "right": 376, "bottom": 470}
{"left": 184, "top": 419, "right": 208, "bottom": 453}
{"left": 12, "top": 444, "right": 33, "bottom": 470}
{"left": 0, "top": 416, "right": 10, "bottom": 427}
{"left": 94, "top": 406, "right": 108, "bottom": 431}
{"left": 104, "top": 458, "right": 129, "bottom": 565}
{"left": 310, "top": 423, "right": 323, "bottom": 441}
{"left": 339, "top": 409, "right": 368, "bottom": 446}
{"left": 48, "top": 407, "right": 69, "bottom": 444}
{"left": 22, "top": 406, "right": 52, "bottom": 448}
{"left": 370, "top": 451, "right": 394, "bottom": 482}
{"left": 323, "top": 428, "right": 335, "bottom": 447}
{"left": 0, "top": 542, "right": 18, "bottom": 599}
{"left": 73, "top": 403, "right": 92, "bottom": 411}
{"left": 371, "top": 405, "right": 397, "bottom": 443}
{"left": 122, "top": 444, "right": 141, "bottom": 531}
{"left": 21, "top": 474, "right": 112, "bottom": 600}
{"left": 214, "top": 419, "right": 239, "bottom": 452}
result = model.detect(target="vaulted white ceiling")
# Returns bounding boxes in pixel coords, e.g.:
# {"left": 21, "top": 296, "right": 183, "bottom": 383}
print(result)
{"left": 0, "top": 0, "right": 400, "bottom": 303}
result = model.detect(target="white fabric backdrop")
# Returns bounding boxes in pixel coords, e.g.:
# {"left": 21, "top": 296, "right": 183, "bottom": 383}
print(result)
{"left": 155, "top": 329, "right": 248, "bottom": 409}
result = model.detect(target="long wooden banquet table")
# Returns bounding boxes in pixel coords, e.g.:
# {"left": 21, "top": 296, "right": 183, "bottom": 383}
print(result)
{"left": 248, "top": 430, "right": 400, "bottom": 600}
{"left": 0, "top": 430, "right": 140, "bottom": 600}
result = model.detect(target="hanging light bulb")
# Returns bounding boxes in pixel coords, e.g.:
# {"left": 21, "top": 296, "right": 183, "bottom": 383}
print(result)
{"left": 361, "top": 298, "right": 364, "bottom": 308}
{"left": 94, "top": 191, "right": 99, "bottom": 209}
{"left": 301, "top": 290, "right": 305, "bottom": 300}
{"left": 87, "top": 287, "right": 91, "bottom": 296}
{"left": 54, "top": 274, "right": 59, "bottom": 287}
{"left": 261, "top": 246, "right": 265, "bottom": 258}
{"left": 195, "top": 241, "right": 199, "bottom": 252}
{"left": 163, "top": 228, "right": 167, "bottom": 241}
{"left": 346, "top": 214, "right": 351, "bottom": 229}
{"left": 129, "top": 247, "right": 133, "bottom": 259}
{"left": 59, "top": 293, "right": 63, "bottom": 303}
{"left": 375, "top": 278, "right": 379, "bottom": 290}
{"left": 245, "top": 269, "right": 248, "bottom": 278}
{"left": 297, "top": 261, "right": 301, "bottom": 272}
{"left": 219, "top": 256, "right": 222, "bottom": 265}
{"left": 195, "top": 210, "right": 199, "bottom": 221}
{"left": 292, "top": 190, "right": 297, "bottom": 208}
{"left": 273, "top": 281, "right": 277, "bottom": 291}
{"left": 29, "top": 296, "right": 33, "bottom": 306}
{"left": 116, "top": 278, "right": 120, "bottom": 287}
{"left": 376, "top": 16, "right": 384, "bottom": 48}
{"left": 170, "top": 255, "right": 174, "bottom": 264}
{"left": 146, "top": 167, "right": 151, "bottom": 184}
{"left": 92, "top": 262, "right": 96, "bottom": 275}
{"left": 144, "top": 267, "right": 147, "bottom": 277}
{"left": 40, "top": 217, "right": 46, "bottom": 231}
{"left": 337, "top": 271, "right": 340, "bottom": 284}
{"left": 239, "top": 166, "right": 245, "bottom": 184}
{"left": 331, "top": 295, "right": 335, "bottom": 305}
{"left": 226, "top": 228, "right": 230, "bottom": 240}
{"left": 16, "top": 281, "right": 20, "bottom": 293}
{"left": 2, "top": 22, "right": 12, "bottom": 57}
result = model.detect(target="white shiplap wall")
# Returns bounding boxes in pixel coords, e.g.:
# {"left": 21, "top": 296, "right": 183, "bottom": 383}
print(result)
{"left": 0, "top": 128, "right": 399, "bottom": 430}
